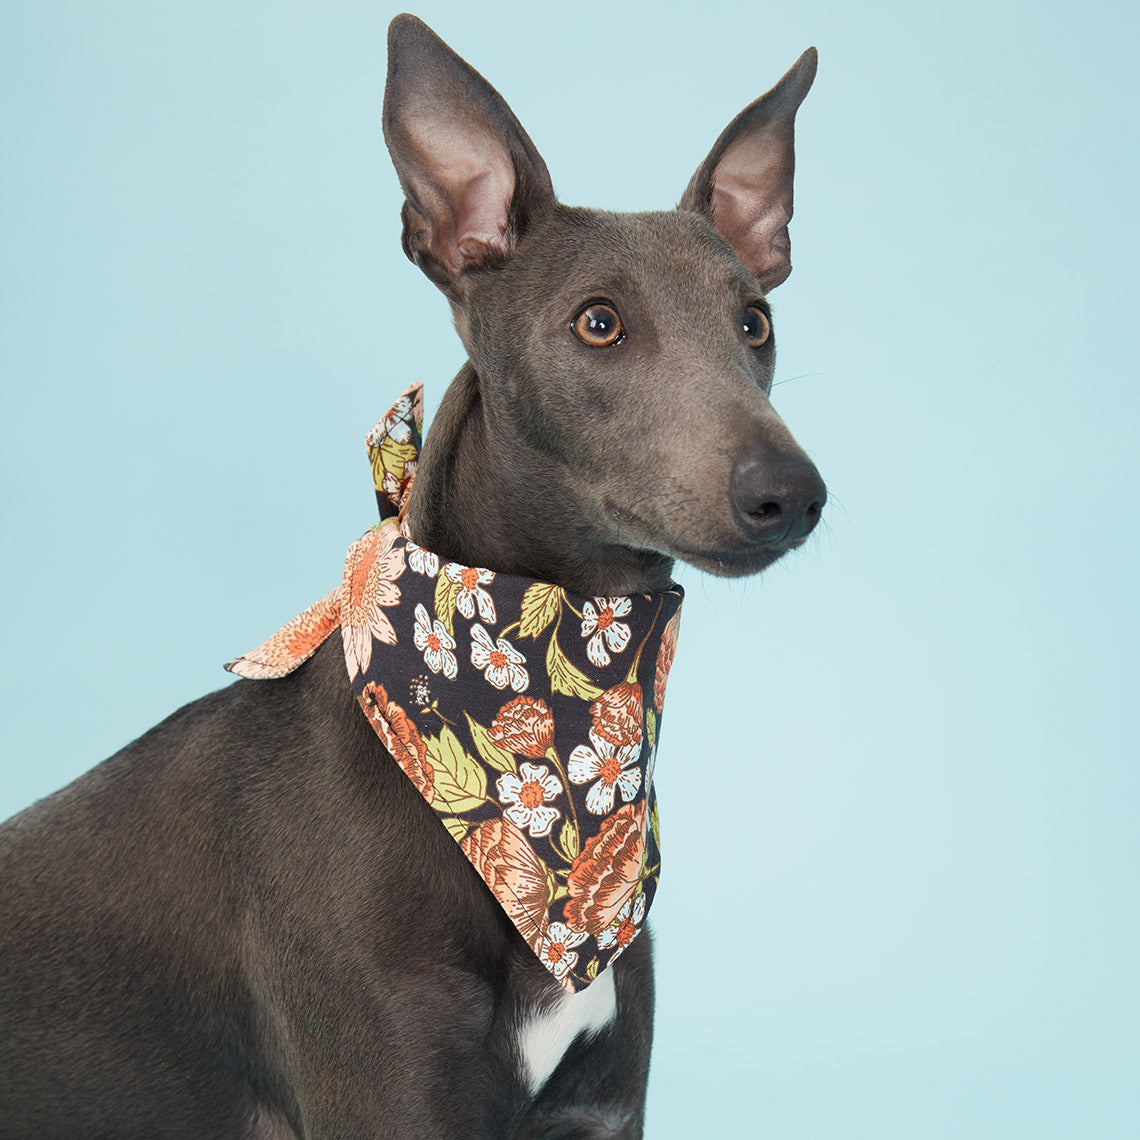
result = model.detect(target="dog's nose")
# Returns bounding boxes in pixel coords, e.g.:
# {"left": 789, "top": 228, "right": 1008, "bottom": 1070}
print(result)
{"left": 730, "top": 450, "right": 826, "bottom": 542}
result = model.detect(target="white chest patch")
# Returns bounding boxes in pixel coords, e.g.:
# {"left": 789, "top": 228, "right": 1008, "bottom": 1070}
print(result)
{"left": 516, "top": 967, "right": 618, "bottom": 1094}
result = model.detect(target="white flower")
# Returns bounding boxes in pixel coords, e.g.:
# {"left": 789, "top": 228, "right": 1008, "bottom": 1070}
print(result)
{"left": 580, "top": 597, "right": 632, "bottom": 667}
{"left": 406, "top": 542, "right": 440, "bottom": 577}
{"left": 470, "top": 624, "right": 529, "bottom": 692}
{"left": 539, "top": 921, "right": 589, "bottom": 982}
{"left": 445, "top": 563, "right": 497, "bottom": 623}
{"left": 412, "top": 603, "right": 457, "bottom": 678}
{"left": 496, "top": 762, "right": 563, "bottom": 838}
{"left": 380, "top": 470, "right": 403, "bottom": 502}
{"left": 596, "top": 892, "right": 647, "bottom": 955}
{"left": 568, "top": 730, "right": 642, "bottom": 815}
{"left": 367, "top": 394, "right": 414, "bottom": 446}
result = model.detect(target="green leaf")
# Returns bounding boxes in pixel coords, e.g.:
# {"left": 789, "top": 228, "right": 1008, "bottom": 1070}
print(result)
{"left": 559, "top": 819, "right": 580, "bottom": 862}
{"left": 650, "top": 801, "right": 661, "bottom": 853}
{"left": 552, "top": 882, "right": 569, "bottom": 902}
{"left": 546, "top": 634, "right": 603, "bottom": 701}
{"left": 465, "top": 713, "right": 517, "bottom": 774}
{"left": 378, "top": 435, "right": 418, "bottom": 474}
{"left": 519, "top": 582, "right": 563, "bottom": 639}
{"left": 646, "top": 707, "right": 657, "bottom": 750}
{"left": 424, "top": 726, "right": 488, "bottom": 813}
{"left": 433, "top": 571, "right": 461, "bottom": 636}
{"left": 441, "top": 817, "right": 470, "bottom": 842}
{"left": 585, "top": 957, "right": 600, "bottom": 981}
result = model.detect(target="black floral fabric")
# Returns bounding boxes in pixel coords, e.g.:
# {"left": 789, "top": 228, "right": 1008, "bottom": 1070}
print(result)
{"left": 228, "top": 385, "right": 684, "bottom": 991}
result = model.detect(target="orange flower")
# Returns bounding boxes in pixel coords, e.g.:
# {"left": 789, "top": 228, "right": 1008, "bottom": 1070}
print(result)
{"left": 358, "top": 681, "right": 434, "bottom": 803}
{"left": 491, "top": 697, "right": 555, "bottom": 759}
{"left": 564, "top": 802, "right": 647, "bottom": 936}
{"left": 340, "top": 525, "right": 406, "bottom": 678}
{"left": 225, "top": 587, "right": 341, "bottom": 679}
{"left": 589, "top": 681, "right": 643, "bottom": 750}
{"left": 654, "top": 611, "right": 681, "bottom": 712}
{"left": 461, "top": 818, "right": 551, "bottom": 953}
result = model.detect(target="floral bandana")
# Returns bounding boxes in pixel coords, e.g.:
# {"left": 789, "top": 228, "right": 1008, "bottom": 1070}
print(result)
{"left": 226, "top": 384, "right": 683, "bottom": 992}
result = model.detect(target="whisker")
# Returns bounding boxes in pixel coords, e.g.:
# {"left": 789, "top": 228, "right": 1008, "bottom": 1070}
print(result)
{"left": 771, "top": 371, "right": 824, "bottom": 389}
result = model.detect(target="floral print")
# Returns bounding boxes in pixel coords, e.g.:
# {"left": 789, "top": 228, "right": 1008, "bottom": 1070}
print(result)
{"left": 406, "top": 541, "right": 440, "bottom": 577}
{"left": 568, "top": 730, "right": 643, "bottom": 815}
{"left": 580, "top": 597, "right": 632, "bottom": 667}
{"left": 358, "top": 681, "right": 434, "bottom": 803}
{"left": 367, "top": 392, "right": 416, "bottom": 447}
{"left": 380, "top": 469, "right": 410, "bottom": 517}
{"left": 539, "top": 922, "right": 589, "bottom": 985}
{"left": 445, "top": 563, "right": 497, "bottom": 623}
{"left": 490, "top": 696, "right": 555, "bottom": 759}
{"left": 340, "top": 525, "right": 406, "bottom": 679}
{"left": 413, "top": 603, "right": 457, "bottom": 678}
{"left": 596, "top": 891, "right": 647, "bottom": 957}
{"left": 564, "top": 802, "right": 647, "bottom": 936}
{"left": 470, "top": 624, "right": 528, "bottom": 692}
{"left": 224, "top": 587, "right": 342, "bottom": 679}
{"left": 496, "top": 762, "right": 563, "bottom": 837}
{"left": 589, "top": 681, "right": 644, "bottom": 751}
{"left": 460, "top": 818, "right": 550, "bottom": 954}
{"left": 654, "top": 610, "right": 680, "bottom": 712}
{"left": 367, "top": 382, "right": 423, "bottom": 531}
{"left": 226, "top": 384, "right": 684, "bottom": 992}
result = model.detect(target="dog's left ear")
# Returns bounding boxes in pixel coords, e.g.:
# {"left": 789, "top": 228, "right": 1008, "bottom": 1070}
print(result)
{"left": 681, "top": 48, "right": 817, "bottom": 293}
{"left": 382, "top": 14, "right": 555, "bottom": 294}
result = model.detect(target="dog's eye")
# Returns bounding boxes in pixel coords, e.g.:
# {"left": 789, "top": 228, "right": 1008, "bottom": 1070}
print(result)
{"left": 743, "top": 305, "right": 771, "bottom": 348}
{"left": 573, "top": 303, "right": 623, "bottom": 347}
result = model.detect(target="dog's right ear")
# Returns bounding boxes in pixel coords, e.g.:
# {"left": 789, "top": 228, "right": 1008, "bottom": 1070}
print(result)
{"left": 382, "top": 15, "right": 555, "bottom": 294}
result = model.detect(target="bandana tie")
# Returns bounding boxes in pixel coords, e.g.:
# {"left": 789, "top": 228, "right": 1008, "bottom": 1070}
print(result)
{"left": 227, "top": 385, "right": 683, "bottom": 992}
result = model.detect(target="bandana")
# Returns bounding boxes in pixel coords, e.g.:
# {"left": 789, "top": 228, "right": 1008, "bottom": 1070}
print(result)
{"left": 226, "top": 385, "right": 683, "bottom": 992}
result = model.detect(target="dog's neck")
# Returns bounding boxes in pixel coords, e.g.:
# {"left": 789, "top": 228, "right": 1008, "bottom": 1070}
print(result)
{"left": 407, "top": 364, "right": 675, "bottom": 598}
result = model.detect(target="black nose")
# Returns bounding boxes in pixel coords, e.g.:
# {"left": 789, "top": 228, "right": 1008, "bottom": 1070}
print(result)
{"left": 730, "top": 449, "right": 826, "bottom": 542}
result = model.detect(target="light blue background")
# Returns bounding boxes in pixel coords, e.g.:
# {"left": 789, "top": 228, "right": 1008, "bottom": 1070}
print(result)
{"left": 3, "top": 1, "right": 1137, "bottom": 1135}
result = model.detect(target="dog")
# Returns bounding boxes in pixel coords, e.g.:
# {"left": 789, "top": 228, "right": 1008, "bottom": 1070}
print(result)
{"left": 0, "top": 14, "right": 824, "bottom": 1138}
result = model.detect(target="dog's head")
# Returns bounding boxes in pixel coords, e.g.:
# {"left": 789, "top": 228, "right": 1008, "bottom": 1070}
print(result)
{"left": 383, "top": 15, "right": 824, "bottom": 582}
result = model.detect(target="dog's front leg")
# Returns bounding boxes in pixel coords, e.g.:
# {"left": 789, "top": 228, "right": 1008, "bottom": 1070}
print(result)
{"left": 277, "top": 966, "right": 526, "bottom": 1140}
{"left": 513, "top": 933, "right": 655, "bottom": 1140}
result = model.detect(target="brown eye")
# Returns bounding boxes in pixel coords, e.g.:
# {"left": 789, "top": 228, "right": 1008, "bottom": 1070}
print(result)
{"left": 743, "top": 305, "right": 771, "bottom": 348}
{"left": 573, "top": 303, "right": 623, "bottom": 347}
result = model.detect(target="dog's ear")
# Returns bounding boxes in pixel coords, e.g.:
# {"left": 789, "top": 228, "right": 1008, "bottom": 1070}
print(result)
{"left": 681, "top": 48, "right": 817, "bottom": 294}
{"left": 382, "top": 15, "right": 555, "bottom": 293}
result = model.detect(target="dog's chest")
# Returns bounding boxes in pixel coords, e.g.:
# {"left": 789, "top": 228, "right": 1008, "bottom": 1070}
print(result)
{"left": 515, "top": 966, "right": 617, "bottom": 1094}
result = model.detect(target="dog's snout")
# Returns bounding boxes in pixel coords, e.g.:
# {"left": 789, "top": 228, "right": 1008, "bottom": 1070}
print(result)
{"left": 730, "top": 450, "right": 826, "bottom": 542}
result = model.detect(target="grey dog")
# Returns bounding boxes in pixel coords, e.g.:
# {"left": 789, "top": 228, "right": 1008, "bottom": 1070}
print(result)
{"left": 0, "top": 14, "right": 824, "bottom": 1138}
